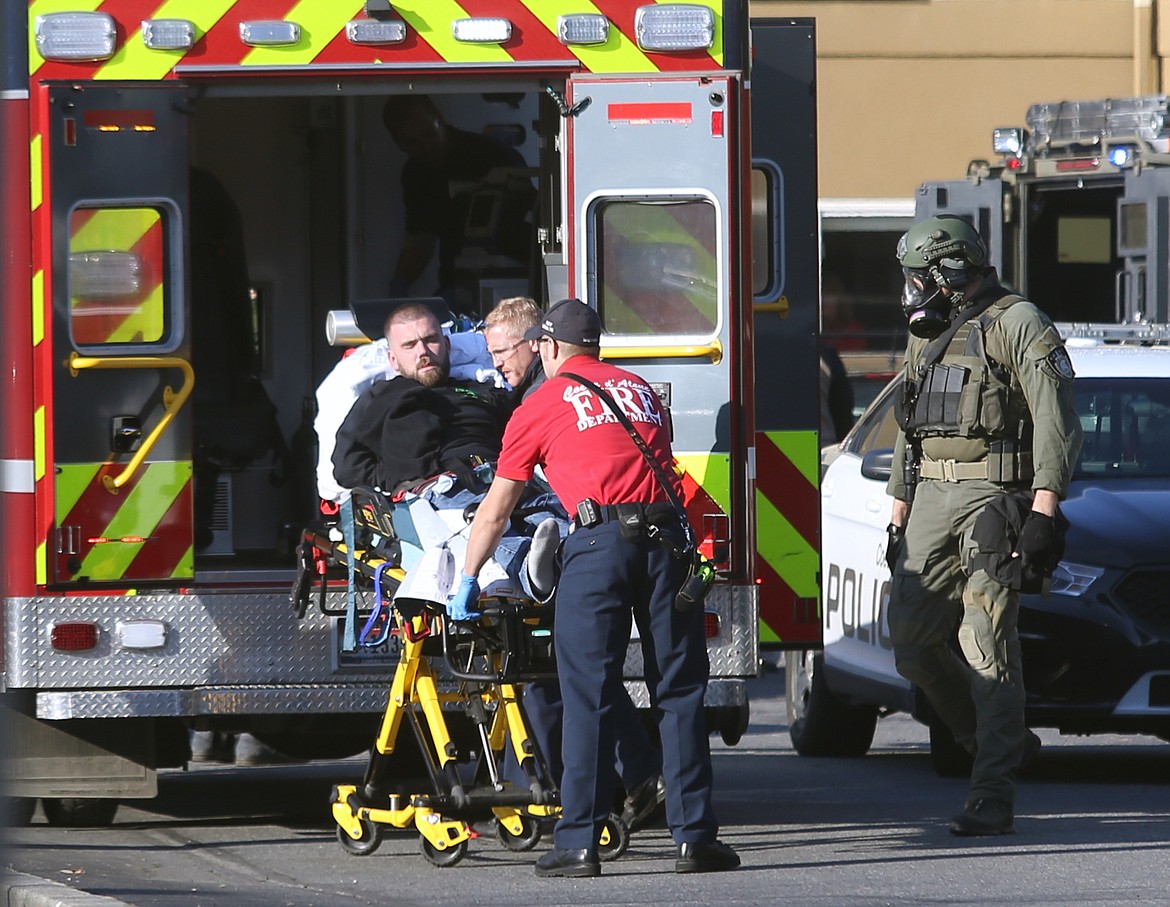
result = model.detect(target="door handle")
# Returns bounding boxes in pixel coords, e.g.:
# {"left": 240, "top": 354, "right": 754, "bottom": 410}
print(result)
{"left": 69, "top": 353, "right": 194, "bottom": 493}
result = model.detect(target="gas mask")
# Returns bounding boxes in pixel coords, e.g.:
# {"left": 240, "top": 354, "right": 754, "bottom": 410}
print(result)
{"left": 896, "top": 216, "right": 987, "bottom": 339}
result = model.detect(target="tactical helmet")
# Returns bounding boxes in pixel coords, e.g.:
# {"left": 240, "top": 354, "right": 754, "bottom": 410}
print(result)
{"left": 896, "top": 215, "right": 989, "bottom": 338}
{"left": 896, "top": 215, "right": 987, "bottom": 272}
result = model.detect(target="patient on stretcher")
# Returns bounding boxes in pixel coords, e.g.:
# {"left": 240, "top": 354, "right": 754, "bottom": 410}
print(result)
{"left": 320, "top": 301, "right": 566, "bottom": 610}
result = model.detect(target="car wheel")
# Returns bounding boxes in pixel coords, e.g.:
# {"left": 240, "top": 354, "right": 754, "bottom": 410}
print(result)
{"left": 786, "top": 650, "right": 878, "bottom": 757}
{"left": 928, "top": 719, "right": 974, "bottom": 778}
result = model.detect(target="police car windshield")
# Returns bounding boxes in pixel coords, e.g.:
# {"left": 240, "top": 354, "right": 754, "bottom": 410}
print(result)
{"left": 1074, "top": 377, "right": 1170, "bottom": 478}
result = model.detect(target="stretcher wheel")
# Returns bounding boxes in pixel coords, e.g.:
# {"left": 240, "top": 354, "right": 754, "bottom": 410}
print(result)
{"left": 420, "top": 836, "right": 468, "bottom": 867}
{"left": 336, "top": 818, "right": 382, "bottom": 856}
{"left": 597, "top": 813, "right": 629, "bottom": 862}
{"left": 495, "top": 815, "right": 543, "bottom": 852}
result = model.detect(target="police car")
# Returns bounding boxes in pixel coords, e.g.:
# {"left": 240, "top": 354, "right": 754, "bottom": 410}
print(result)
{"left": 788, "top": 338, "right": 1170, "bottom": 772}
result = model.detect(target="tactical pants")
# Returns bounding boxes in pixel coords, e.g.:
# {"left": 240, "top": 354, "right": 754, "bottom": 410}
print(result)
{"left": 888, "top": 478, "right": 1027, "bottom": 805}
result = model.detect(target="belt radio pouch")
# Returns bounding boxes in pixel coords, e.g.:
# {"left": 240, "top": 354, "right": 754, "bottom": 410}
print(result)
{"left": 675, "top": 551, "right": 715, "bottom": 612}
{"left": 576, "top": 498, "right": 601, "bottom": 529}
{"left": 615, "top": 503, "right": 647, "bottom": 543}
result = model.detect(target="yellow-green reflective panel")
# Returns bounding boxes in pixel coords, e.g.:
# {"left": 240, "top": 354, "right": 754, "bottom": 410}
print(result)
{"left": 69, "top": 206, "right": 165, "bottom": 345}
{"left": 595, "top": 198, "right": 717, "bottom": 336}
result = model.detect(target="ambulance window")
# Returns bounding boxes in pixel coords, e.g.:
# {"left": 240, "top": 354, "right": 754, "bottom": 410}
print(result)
{"left": 68, "top": 206, "right": 170, "bottom": 348}
{"left": 592, "top": 198, "right": 718, "bottom": 336}
{"left": 751, "top": 165, "right": 781, "bottom": 298}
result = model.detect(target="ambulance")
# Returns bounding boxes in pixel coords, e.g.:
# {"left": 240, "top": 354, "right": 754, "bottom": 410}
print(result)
{"left": 0, "top": 3, "right": 820, "bottom": 825}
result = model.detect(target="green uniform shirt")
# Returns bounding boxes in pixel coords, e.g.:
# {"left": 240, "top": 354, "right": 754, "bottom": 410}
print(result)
{"left": 888, "top": 280, "right": 1083, "bottom": 501}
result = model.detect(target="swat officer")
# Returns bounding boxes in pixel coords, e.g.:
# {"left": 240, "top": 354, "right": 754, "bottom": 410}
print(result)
{"left": 885, "top": 215, "right": 1082, "bottom": 836}
{"left": 451, "top": 298, "right": 739, "bottom": 877}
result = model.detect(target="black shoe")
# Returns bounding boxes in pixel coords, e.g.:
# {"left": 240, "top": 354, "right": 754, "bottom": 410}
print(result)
{"left": 675, "top": 840, "right": 741, "bottom": 873}
{"left": 620, "top": 775, "right": 666, "bottom": 832}
{"left": 949, "top": 798, "right": 1014, "bottom": 837}
{"left": 534, "top": 848, "right": 600, "bottom": 878}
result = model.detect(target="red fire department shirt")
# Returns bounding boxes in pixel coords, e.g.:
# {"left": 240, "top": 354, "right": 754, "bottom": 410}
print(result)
{"left": 495, "top": 355, "right": 681, "bottom": 513}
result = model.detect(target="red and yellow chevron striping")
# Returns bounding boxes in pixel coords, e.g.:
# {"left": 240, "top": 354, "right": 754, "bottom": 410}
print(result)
{"left": 28, "top": 0, "right": 724, "bottom": 80}
{"left": 755, "top": 430, "right": 820, "bottom": 644}
{"left": 55, "top": 461, "right": 193, "bottom": 582}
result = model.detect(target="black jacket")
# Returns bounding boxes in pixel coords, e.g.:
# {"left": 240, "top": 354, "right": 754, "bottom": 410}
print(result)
{"left": 332, "top": 376, "right": 513, "bottom": 492}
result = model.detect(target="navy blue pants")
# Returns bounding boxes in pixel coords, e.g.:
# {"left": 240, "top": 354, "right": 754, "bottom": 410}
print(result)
{"left": 523, "top": 677, "right": 660, "bottom": 793}
{"left": 553, "top": 519, "right": 717, "bottom": 850}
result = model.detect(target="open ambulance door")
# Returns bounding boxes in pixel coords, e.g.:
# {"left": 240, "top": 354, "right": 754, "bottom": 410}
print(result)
{"left": 749, "top": 19, "right": 821, "bottom": 646}
{"left": 915, "top": 178, "right": 1007, "bottom": 277}
{"left": 562, "top": 71, "right": 753, "bottom": 583}
{"left": 1118, "top": 168, "right": 1170, "bottom": 323}
{"left": 47, "top": 84, "right": 193, "bottom": 586}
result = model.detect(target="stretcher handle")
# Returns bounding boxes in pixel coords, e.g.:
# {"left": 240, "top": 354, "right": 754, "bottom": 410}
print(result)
{"left": 69, "top": 353, "right": 195, "bottom": 494}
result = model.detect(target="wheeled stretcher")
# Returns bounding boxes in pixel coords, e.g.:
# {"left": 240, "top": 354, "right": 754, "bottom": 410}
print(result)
{"left": 292, "top": 485, "right": 629, "bottom": 867}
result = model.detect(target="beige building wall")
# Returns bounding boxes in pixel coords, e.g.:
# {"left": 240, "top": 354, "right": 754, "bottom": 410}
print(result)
{"left": 751, "top": 0, "right": 1165, "bottom": 200}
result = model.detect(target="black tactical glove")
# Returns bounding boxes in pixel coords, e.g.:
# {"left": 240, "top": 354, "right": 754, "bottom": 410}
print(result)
{"left": 1016, "top": 511, "right": 1060, "bottom": 573}
{"left": 885, "top": 523, "right": 905, "bottom": 574}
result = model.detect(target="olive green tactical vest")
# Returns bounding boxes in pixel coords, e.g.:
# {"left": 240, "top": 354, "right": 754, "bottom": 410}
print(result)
{"left": 897, "top": 295, "right": 1034, "bottom": 484}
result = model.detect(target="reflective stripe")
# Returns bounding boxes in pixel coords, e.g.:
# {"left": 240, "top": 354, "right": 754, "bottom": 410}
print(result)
{"left": 394, "top": 0, "right": 514, "bottom": 66}
{"left": 241, "top": 0, "right": 365, "bottom": 69}
{"left": 524, "top": 0, "right": 659, "bottom": 73}
{"left": 97, "top": 0, "right": 238, "bottom": 82}
{"left": 0, "top": 459, "right": 35, "bottom": 493}
{"left": 33, "top": 405, "right": 46, "bottom": 482}
{"left": 30, "top": 1, "right": 723, "bottom": 78}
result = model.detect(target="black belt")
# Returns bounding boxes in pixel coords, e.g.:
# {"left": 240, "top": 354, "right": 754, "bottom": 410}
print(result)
{"left": 573, "top": 501, "right": 677, "bottom": 529}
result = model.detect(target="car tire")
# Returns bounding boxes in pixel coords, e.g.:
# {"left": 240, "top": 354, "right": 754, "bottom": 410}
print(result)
{"left": 928, "top": 719, "right": 974, "bottom": 778}
{"left": 786, "top": 650, "right": 878, "bottom": 757}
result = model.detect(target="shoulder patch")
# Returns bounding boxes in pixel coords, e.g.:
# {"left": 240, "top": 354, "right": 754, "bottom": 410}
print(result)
{"left": 1045, "top": 346, "right": 1075, "bottom": 381}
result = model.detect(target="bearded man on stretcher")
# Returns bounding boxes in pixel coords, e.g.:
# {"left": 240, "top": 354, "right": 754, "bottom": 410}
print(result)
{"left": 326, "top": 301, "right": 565, "bottom": 605}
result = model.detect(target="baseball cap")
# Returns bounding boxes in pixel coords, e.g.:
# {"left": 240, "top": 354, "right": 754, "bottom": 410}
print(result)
{"left": 523, "top": 298, "right": 602, "bottom": 345}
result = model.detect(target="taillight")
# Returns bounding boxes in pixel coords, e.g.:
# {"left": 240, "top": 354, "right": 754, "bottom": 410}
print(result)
{"left": 703, "top": 610, "right": 720, "bottom": 639}
{"left": 50, "top": 622, "right": 98, "bottom": 651}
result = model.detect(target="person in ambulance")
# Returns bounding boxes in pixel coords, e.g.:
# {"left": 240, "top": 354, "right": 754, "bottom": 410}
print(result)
{"left": 383, "top": 95, "right": 534, "bottom": 312}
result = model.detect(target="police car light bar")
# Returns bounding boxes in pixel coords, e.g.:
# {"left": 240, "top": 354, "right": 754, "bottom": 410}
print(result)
{"left": 1057, "top": 322, "right": 1170, "bottom": 344}
{"left": 35, "top": 12, "right": 117, "bottom": 62}
{"left": 142, "top": 19, "right": 196, "bottom": 52}
{"left": 634, "top": 4, "right": 715, "bottom": 52}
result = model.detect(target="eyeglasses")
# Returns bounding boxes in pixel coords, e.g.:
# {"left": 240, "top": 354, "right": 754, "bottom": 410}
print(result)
{"left": 487, "top": 338, "right": 527, "bottom": 360}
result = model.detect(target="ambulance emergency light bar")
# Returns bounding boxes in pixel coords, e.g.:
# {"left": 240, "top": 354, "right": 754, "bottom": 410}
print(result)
{"left": 35, "top": 5, "right": 715, "bottom": 62}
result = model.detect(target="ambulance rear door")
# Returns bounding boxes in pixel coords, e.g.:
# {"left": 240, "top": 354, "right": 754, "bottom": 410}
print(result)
{"left": 47, "top": 83, "right": 193, "bottom": 586}
{"left": 749, "top": 18, "right": 821, "bottom": 646}
{"left": 563, "top": 71, "right": 753, "bottom": 580}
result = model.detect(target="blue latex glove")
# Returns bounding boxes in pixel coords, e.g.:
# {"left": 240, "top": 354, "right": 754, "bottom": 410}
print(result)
{"left": 446, "top": 574, "right": 481, "bottom": 621}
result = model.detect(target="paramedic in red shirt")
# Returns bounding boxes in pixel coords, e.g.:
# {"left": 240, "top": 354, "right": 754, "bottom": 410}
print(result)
{"left": 453, "top": 298, "right": 739, "bottom": 878}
